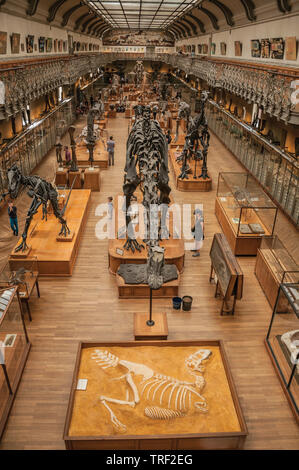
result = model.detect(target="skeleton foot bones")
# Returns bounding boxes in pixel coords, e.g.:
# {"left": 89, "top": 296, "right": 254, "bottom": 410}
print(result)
{"left": 91, "top": 348, "right": 211, "bottom": 433}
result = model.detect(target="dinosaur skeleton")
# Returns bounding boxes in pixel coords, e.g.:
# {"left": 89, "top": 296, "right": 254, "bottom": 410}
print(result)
{"left": 122, "top": 105, "right": 171, "bottom": 289}
{"left": 91, "top": 348, "right": 212, "bottom": 432}
{"left": 176, "top": 92, "right": 210, "bottom": 180}
{"left": 134, "top": 61, "right": 144, "bottom": 87}
{"left": 174, "top": 100, "right": 191, "bottom": 143}
{"left": 1, "top": 164, "right": 71, "bottom": 252}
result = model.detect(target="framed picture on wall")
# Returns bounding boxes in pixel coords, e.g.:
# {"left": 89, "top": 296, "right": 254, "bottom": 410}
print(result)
{"left": 211, "top": 43, "right": 216, "bottom": 55}
{"left": 261, "top": 39, "right": 270, "bottom": 58}
{"left": 0, "top": 32, "right": 7, "bottom": 54}
{"left": 197, "top": 44, "right": 202, "bottom": 54}
{"left": 202, "top": 44, "right": 208, "bottom": 54}
{"left": 26, "top": 35, "right": 34, "bottom": 53}
{"left": 39, "top": 37, "right": 45, "bottom": 53}
{"left": 285, "top": 36, "right": 297, "bottom": 61}
{"left": 220, "top": 42, "right": 226, "bottom": 55}
{"left": 191, "top": 44, "right": 195, "bottom": 53}
{"left": 10, "top": 33, "right": 20, "bottom": 54}
{"left": 251, "top": 39, "right": 261, "bottom": 58}
{"left": 270, "top": 38, "right": 284, "bottom": 60}
{"left": 46, "top": 38, "right": 52, "bottom": 52}
{"left": 234, "top": 41, "right": 242, "bottom": 56}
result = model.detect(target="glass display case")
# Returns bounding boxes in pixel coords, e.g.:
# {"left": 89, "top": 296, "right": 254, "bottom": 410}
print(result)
{"left": 206, "top": 100, "right": 299, "bottom": 227}
{"left": 0, "top": 98, "right": 75, "bottom": 195}
{"left": 266, "top": 282, "right": 299, "bottom": 424}
{"left": 255, "top": 236, "right": 299, "bottom": 310}
{"left": 216, "top": 172, "right": 278, "bottom": 255}
{"left": 0, "top": 257, "right": 39, "bottom": 299}
{"left": 0, "top": 286, "right": 30, "bottom": 438}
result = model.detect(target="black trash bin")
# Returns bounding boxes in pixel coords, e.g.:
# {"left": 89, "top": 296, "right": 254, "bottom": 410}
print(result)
{"left": 182, "top": 295, "right": 193, "bottom": 311}
{"left": 172, "top": 297, "right": 182, "bottom": 310}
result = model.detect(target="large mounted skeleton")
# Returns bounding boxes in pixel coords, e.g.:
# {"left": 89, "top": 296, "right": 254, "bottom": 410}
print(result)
{"left": 121, "top": 105, "right": 171, "bottom": 289}
{"left": 176, "top": 92, "right": 210, "bottom": 180}
{"left": 92, "top": 348, "right": 212, "bottom": 432}
{"left": 174, "top": 100, "right": 191, "bottom": 143}
{"left": 1, "top": 165, "right": 71, "bottom": 252}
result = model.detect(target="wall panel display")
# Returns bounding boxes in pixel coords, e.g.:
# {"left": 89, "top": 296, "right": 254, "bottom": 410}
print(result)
{"left": 46, "top": 38, "right": 52, "bottom": 53}
{"left": 102, "top": 29, "right": 174, "bottom": 46}
{"left": 271, "top": 38, "right": 284, "bottom": 60}
{"left": 251, "top": 40, "right": 261, "bottom": 58}
{"left": 220, "top": 42, "right": 226, "bottom": 55}
{"left": 39, "top": 37, "right": 45, "bottom": 53}
{"left": 54, "top": 39, "right": 57, "bottom": 53}
{"left": 58, "top": 40, "right": 63, "bottom": 52}
{"left": 211, "top": 43, "right": 216, "bottom": 55}
{"left": 202, "top": 44, "right": 208, "bottom": 54}
{"left": 285, "top": 37, "right": 297, "bottom": 60}
{"left": 21, "top": 43, "right": 24, "bottom": 52}
{"left": 0, "top": 32, "right": 7, "bottom": 54}
{"left": 261, "top": 39, "right": 271, "bottom": 58}
{"left": 10, "top": 33, "right": 20, "bottom": 54}
{"left": 198, "top": 44, "right": 202, "bottom": 54}
{"left": 63, "top": 41, "right": 67, "bottom": 52}
{"left": 26, "top": 35, "right": 34, "bottom": 53}
{"left": 235, "top": 41, "right": 242, "bottom": 57}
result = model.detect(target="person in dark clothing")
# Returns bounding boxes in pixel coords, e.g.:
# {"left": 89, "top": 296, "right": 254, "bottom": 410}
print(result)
{"left": 8, "top": 201, "right": 18, "bottom": 236}
{"left": 165, "top": 129, "right": 172, "bottom": 145}
{"left": 191, "top": 209, "right": 204, "bottom": 257}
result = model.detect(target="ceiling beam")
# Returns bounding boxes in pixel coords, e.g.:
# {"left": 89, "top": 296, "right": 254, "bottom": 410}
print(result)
{"left": 61, "top": 4, "right": 84, "bottom": 27}
{"left": 81, "top": 16, "right": 97, "bottom": 33}
{"left": 87, "top": 19, "right": 102, "bottom": 34}
{"left": 26, "top": 0, "right": 40, "bottom": 16}
{"left": 47, "top": 0, "right": 66, "bottom": 23}
{"left": 175, "top": 20, "right": 191, "bottom": 37}
{"left": 168, "top": 27, "right": 180, "bottom": 40}
{"left": 207, "top": 0, "right": 234, "bottom": 26}
{"left": 168, "top": 26, "right": 183, "bottom": 39}
{"left": 239, "top": 0, "right": 256, "bottom": 21}
{"left": 181, "top": 17, "right": 198, "bottom": 35}
{"left": 185, "top": 13, "right": 206, "bottom": 34}
{"left": 99, "top": 27, "right": 111, "bottom": 39}
{"left": 196, "top": 5, "right": 219, "bottom": 30}
{"left": 91, "top": 21, "right": 106, "bottom": 35}
{"left": 171, "top": 23, "right": 187, "bottom": 38}
{"left": 74, "top": 12, "right": 90, "bottom": 31}
{"left": 97, "top": 24, "right": 110, "bottom": 36}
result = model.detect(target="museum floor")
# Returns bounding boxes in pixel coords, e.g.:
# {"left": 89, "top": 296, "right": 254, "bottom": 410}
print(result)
{"left": 0, "top": 113, "right": 298, "bottom": 450}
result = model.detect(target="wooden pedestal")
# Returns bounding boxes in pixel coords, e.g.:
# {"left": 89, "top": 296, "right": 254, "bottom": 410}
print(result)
{"left": 56, "top": 231, "right": 75, "bottom": 242}
{"left": 69, "top": 171, "right": 82, "bottom": 189}
{"left": 169, "top": 149, "right": 212, "bottom": 192}
{"left": 84, "top": 169, "right": 100, "bottom": 191}
{"left": 116, "top": 273, "right": 179, "bottom": 299}
{"left": 170, "top": 135, "right": 185, "bottom": 148}
{"left": 134, "top": 312, "right": 168, "bottom": 340}
{"left": 98, "top": 119, "right": 107, "bottom": 129}
{"left": 125, "top": 108, "right": 131, "bottom": 118}
{"left": 10, "top": 246, "right": 31, "bottom": 259}
{"left": 55, "top": 169, "right": 68, "bottom": 187}
{"left": 108, "top": 110, "right": 117, "bottom": 118}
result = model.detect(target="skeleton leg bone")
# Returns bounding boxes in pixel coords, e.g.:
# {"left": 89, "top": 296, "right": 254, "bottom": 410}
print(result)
{"left": 101, "top": 399, "right": 127, "bottom": 433}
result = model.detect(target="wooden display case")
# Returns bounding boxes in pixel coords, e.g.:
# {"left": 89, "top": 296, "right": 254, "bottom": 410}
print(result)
{"left": 64, "top": 340, "right": 247, "bottom": 450}
{"left": 265, "top": 282, "right": 299, "bottom": 424}
{"left": 0, "top": 287, "right": 30, "bottom": 439}
{"left": 255, "top": 236, "right": 299, "bottom": 310}
{"left": 215, "top": 172, "right": 278, "bottom": 255}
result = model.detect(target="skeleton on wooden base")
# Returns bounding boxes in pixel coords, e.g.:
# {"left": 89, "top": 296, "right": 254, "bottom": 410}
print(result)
{"left": 91, "top": 348, "right": 212, "bottom": 432}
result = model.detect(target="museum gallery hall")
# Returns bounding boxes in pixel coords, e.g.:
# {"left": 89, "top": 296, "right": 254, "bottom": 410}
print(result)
{"left": 0, "top": 0, "right": 298, "bottom": 452}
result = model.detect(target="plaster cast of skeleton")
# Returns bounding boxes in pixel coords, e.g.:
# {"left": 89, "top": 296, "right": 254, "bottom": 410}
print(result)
{"left": 91, "top": 349, "right": 212, "bottom": 432}
{"left": 1, "top": 164, "right": 71, "bottom": 252}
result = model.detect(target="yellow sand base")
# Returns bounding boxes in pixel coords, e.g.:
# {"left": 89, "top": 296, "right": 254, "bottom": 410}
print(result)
{"left": 69, "top": 345, "right": 241, "bottom": 437}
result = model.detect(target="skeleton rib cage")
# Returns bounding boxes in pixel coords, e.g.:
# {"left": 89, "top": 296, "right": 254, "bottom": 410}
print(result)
{"left": 91, "top": 349, "right": 212, "bottom": 431}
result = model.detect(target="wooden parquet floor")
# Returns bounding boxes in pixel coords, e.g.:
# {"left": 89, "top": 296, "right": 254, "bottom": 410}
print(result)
{"left": 0, "top": 113, "right": 298, "bottom": 449}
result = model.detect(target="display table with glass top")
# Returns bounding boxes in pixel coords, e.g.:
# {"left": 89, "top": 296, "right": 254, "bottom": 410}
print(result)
{"left": 0, "top": 286, "right": 30, "bottom": 439}
{"left": 215, "top": 173, "right": 278, "bottom": 255}
{"left": 265, "top": 282, "right": 299, "bottom": 424}
{"left": 255, "top": 236, "right": 299, "bottom": 310}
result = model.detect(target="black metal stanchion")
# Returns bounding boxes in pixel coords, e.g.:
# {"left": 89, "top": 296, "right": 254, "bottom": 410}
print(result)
{"left": 147, "top": 288, "right": 155, "bottom": 326}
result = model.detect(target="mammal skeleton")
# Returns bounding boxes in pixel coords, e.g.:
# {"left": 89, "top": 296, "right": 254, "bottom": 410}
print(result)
{"left": 92, "top": 348, "right": 212, "bottom": 432}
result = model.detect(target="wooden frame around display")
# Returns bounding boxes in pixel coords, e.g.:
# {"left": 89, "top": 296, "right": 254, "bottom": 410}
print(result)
{"left": 63, "top": 340, "right": 248, "bottom": 450}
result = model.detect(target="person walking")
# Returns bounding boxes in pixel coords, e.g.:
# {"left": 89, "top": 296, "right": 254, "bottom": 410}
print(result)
{"left": 191, "top": 209, "right": 204, "bottom": 257}
{"left": 64, "top": 146, "right": 71, "bottom": 166}
{"left": 106, "top": 136, "right": 115, "bottom": 166}
{"left": 8, "top": 201, "right": 18, "bottom": 236}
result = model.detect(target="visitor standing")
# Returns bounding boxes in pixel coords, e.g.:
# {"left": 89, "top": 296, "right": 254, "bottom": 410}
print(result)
{"left": 8, "top": 201, "right": 18, "bottom": 236}
{"left": 107, "top": 136, "right": 115, "bottom": 166}
{"left": 191, "top": 209, "right": 204, "bottom": 257}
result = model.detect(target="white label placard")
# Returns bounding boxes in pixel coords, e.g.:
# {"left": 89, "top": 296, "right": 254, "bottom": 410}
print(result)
{"left": 77, "top": 379, "right": 88, "bottom": 391}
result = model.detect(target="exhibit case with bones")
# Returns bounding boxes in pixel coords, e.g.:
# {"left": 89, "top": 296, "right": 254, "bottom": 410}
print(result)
{"left": 215, "top": 172, "right": 278, "bottom": 255}
{"left": 265, "top": 281, "right": 299, "bottom": 424}
{"left": 0, "top": 286, "right": 30, "bottom": 438}
{"left": 63, "top": 340, "right": 247, "bottom": 450}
